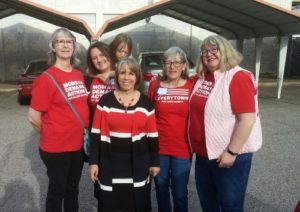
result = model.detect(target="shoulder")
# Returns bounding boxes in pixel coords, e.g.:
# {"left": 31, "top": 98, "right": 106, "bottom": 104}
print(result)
{"left": 232, "top": 69, "right": 255, "bottom": 85}
{"left": 73, "top": 68, "right": 85, "bottom": 79}
{"left": 36, "top": 66, "right": 55, "bottom": 85}
{"left": 98, "top": 91, "right": 114, "bottom": 105}
{"left": 188, "top": 74, "right": 199, "bottom": 84}
{"left": 148, "top": 79, "right": 158, "bottom": 90}
{"left": 184, "top": 78, "right": 195, "bottom": 88}
{"left": 138, "top": 93, "right": 154, "bottom": 111}
{"left": 73, "top": 67, "right": 83, "bottom": 74}
{"left": 230, "top": 69, "right": 256, "bottom": 92}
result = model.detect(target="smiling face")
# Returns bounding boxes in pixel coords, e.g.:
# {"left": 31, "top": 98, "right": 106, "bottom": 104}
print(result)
{"left": 90, "top": 47, "right": 111, "bottom": 73}
{"left": 53, "top": 34, "right": 75, "bottom": 61}
{"left": 201, "top": 45, "right": 220, "bottom": 73}
{"left": 163, "top": 54, "right": 187, "bottom": 81}
{"left": 117, "top": 64, "right": 137, "bottom": 92}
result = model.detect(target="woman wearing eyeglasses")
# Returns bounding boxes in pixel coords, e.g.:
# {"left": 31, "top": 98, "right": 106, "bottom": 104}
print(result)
{"left": 188, "top": 35, "right": 262, "bottom": 212}
{"left": 148, "top": 47, "right": 194, "bottom": 212}
{"left": 28, "top": 27, "right": 89, "bottom": 211}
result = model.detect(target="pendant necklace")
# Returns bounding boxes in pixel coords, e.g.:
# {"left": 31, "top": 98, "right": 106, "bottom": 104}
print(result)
{"left": 117, "top": 92, "right": 135, "bottom": 113}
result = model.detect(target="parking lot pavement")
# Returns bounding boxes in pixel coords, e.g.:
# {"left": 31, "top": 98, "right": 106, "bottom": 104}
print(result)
{"left": 0, "top": 82, "right": 299, "bottom": 212}
{"left": 0, "top": 83, "right": 16, "bottom": 92}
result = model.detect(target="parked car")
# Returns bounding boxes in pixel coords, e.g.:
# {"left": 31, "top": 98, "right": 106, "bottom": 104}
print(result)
{"left": 17, "top": 59, "right": 49, "bottom": 105}
{"left": 138, "top": 51, "right": 196, "bottom": 94}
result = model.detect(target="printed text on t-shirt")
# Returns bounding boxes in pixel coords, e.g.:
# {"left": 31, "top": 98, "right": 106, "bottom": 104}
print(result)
{"left": 194, "top": 80, "right": 214, "bottom": 98}
{"left": 63, "top": 81, "right": 87, "bottom": 100}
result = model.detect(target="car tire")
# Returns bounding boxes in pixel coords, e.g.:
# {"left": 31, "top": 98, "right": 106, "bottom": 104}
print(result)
{"left": 18, "top": 96, "right": 30, "bottom": 105}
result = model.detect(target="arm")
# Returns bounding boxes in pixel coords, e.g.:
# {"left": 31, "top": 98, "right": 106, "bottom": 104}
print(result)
{"left": 28, "top": 107, "right": 42, "bottom": 132}
{"left": 89, "top": 132, "right": 100, "bottom": 182}
{"left": 217, "top": 71, "right": 257, "bottom": 168}
{"left": 146, "top": 106, "right": 160, "bottom": 176}
{"left": 86, "top": 68, "right": 115, "bottom": 84}
{"left": 217, "top": 112, "right": 256, "bottom": 168}
{"left": 89, "top": 104, "right": 102, "bottom": 182}
{"left": 147, "top": 80, "right": 157, "bottom": 101}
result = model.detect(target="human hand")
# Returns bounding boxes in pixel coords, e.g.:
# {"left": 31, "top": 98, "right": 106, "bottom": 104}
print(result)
{"left": 150, "top": 166, "right": 160, "bottom": 177}
{"left": 97, "top": 71, "right": 115, "bottom": 84}
{"left": 216, "top": 151, "right": 237, "bottom": 168}
{"left": 89, "top": 164, "right": 99, "bottom": 183}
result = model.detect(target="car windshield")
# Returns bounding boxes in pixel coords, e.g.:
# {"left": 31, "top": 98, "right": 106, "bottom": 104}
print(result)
{"left": 145, "top": 54, "right": 163, "bottom": 68}
{"left": 26, "top": 61, "right": 48, "bottom": 74}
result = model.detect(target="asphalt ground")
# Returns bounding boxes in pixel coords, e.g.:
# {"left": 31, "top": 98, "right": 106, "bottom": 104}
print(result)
{"left": 0, "top": 81, "right": 299, "bottom": 212}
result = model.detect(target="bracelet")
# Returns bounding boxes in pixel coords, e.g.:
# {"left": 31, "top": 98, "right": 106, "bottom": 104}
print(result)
{"left": 227, "top": 148, "right": 239, "bottom": 156}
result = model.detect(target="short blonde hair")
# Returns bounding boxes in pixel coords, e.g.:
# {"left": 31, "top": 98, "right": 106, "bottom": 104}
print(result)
{"left": 115, "top": 58, "right": 142, "bottom": 90}
{"left": 196, "top": 35, "right": 242, "bottom": 76}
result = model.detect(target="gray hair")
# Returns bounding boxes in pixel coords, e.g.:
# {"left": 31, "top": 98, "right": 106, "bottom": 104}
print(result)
{"left": 47, "top": 27, "right": 80, "bottom": 66}
{"left": 161, "top": 46, "right": 189, "bottom": 80}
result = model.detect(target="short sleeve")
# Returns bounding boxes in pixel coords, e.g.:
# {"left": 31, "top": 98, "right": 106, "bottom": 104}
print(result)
{"left": 229, "top": 71, "right": 256, "bottom": 114}
{"left": 147, "top": 80, "right": 156, "bottom": 101}
{"left": 30, "top": 74, "right": 55, "bottom": 112}
{"left": 188, "top": 75, "right": 199, "bottom": 86}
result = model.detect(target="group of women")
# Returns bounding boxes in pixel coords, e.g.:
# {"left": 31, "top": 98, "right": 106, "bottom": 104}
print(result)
{"left": 28, "top": 27, "right": 262, "bottom": 212}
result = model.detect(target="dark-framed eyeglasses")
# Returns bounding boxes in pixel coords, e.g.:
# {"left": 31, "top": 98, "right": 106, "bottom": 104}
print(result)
{"left": 163, "top": 60, "right": 184, "bottom": 67}
{"left": 200, "top": 45, "right": 219, "bottom": 57}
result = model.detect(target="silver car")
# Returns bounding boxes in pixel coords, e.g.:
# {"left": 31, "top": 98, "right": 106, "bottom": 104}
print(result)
{"left": 138, "top": 51, "right": 196, "bottom": 94}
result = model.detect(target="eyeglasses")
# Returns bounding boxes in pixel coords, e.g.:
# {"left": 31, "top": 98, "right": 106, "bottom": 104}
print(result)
{"left": 163, "top": 60, "right": 184, "bottom": 68}
{"left": 55, "top": 39, "right": 74, "bottom": 46}
{"left": 200, "top": 45, "right": 219, "bottom": 57}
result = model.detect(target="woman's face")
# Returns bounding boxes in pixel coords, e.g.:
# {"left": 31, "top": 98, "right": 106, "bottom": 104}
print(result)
{"left": 115, "top": 42, "right": 129, "bottom": 61}
{"left": 90, "top": 48, "right": 111, "bottom": 73}
{"left": 163, "top": 54, "right": 186, "bottom": 81}
{"left": 118, "top": 64, "right": 136, "bottom": 92}
{"left": 53, "top": 34, "right": 74, "bottom": 61}
{"left": 201, "top": 45, "right": 220, "bottom": 73}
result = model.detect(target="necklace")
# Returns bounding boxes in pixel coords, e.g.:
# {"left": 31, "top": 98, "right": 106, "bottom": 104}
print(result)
{"left": 116, "top": 91, "right": 135, "bottom": 113}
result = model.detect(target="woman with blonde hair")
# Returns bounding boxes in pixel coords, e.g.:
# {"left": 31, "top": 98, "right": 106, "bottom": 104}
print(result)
{"left": 188, "top": 35, "right": 262, "bottom": 212}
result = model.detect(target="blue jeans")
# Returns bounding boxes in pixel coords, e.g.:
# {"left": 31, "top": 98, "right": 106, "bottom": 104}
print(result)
{"left": 154, "top": 155, "right": 191, "bottom": 212}
{"left": 195, "top": 153, "right": 253, "bottom": 212}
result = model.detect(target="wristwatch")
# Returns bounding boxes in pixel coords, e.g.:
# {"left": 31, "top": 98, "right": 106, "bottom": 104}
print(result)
{"left": 227, "top": 148, "right": 239, "bottom": 156}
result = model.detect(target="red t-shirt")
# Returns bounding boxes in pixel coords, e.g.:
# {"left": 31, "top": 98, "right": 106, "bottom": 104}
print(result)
{"left": 89, "top": 78, "right": 115, "bottom": 118}
{"left": 30, "top": 66, "right": 89, "bottom": 153}
{"left": 148, "top": 80, "right": 194, "bottom": 158}
{"left": 189, "top": 71, "right": 256, "bottom": 157}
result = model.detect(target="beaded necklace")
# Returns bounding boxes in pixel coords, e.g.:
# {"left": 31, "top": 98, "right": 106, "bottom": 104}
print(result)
{"left": 116, "top": 91, "right": 135, "bottom": 113}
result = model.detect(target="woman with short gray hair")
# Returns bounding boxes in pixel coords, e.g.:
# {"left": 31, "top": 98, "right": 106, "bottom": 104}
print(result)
{"left": 28, "top": 27, "right": 89, "bottom": 212}
{"left": 148, "top": 46, "right": 194, "bottom": 212}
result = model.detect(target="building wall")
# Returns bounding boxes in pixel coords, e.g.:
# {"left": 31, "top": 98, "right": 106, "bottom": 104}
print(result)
{"left": 0, "top": 0, "right": 293, "bottom": 82}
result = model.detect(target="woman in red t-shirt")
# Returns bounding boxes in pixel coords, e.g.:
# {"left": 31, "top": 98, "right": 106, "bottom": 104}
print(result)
{"left": 188, "top": 35, "right": 262, "bottom": 212}
{"left": 28, "top": 27, "right": 89, "bottom": 212}
{"left": 148, "top": 47, "right": 193, "bottom": 212}
{"left": 86, "top": 42, "right": 116, "bottom": 121}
